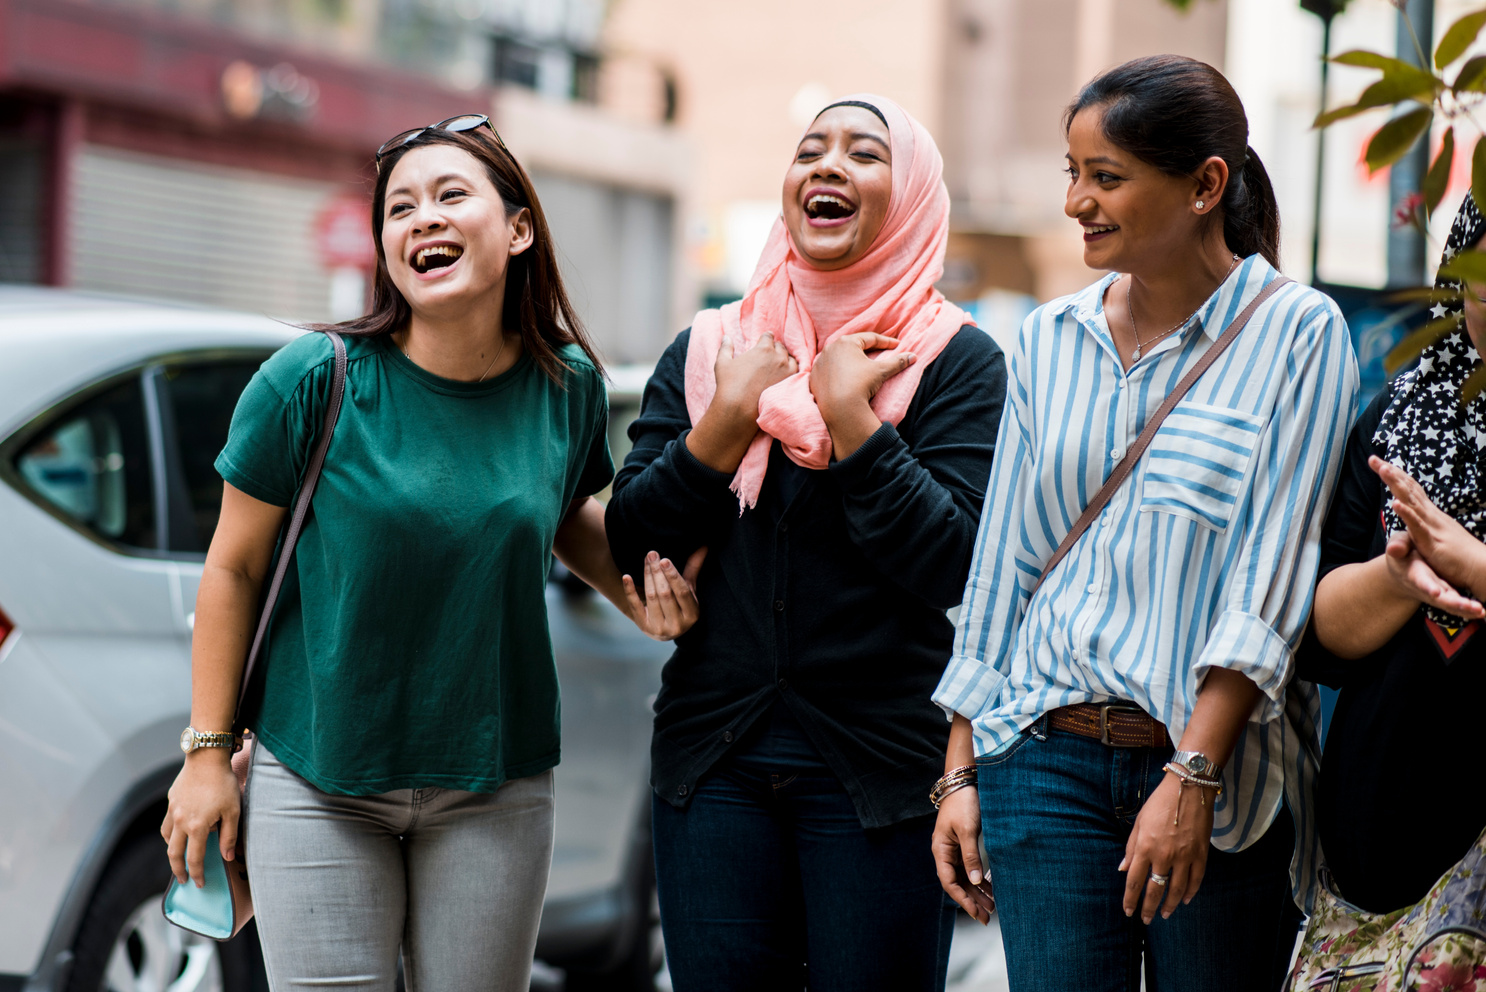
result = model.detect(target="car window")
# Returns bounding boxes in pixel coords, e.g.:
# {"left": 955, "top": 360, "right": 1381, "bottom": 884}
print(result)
{"left": 13, "top": 377, "right": 157, "bottom": 549}
{"left": 158, "top": 359, "right": 265, "bottom": 552}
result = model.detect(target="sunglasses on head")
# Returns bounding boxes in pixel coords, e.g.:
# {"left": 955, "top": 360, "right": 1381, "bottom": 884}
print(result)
{"left": 375, "top": 114, "right": 507, "bottom": 171}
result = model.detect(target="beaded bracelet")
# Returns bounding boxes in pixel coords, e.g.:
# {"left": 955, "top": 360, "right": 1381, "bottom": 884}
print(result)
{"left": 1162, "top": 761, "right": 1224, "bottom": 794}
{"left": 930, "top": 764, "right": 977, "bottom": 809}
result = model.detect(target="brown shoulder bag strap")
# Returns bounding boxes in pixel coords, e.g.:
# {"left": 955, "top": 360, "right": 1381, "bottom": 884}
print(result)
{"left": 1031, "top": 275, "right": 1291, "bottom": 596}
{"left": 232, "top": 330, "right": 348, "bottom": 729}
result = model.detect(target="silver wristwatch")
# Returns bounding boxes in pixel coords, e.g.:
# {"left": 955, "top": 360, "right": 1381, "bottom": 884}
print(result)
{"left": 179, "top": 727, "right": 237, "bottom": 754}
{"left": 1170, "top": 750, "right": 1221, "bottom": 779}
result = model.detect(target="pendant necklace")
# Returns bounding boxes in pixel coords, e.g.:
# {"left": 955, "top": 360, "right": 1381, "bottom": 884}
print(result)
{"left": 402, "top": 331, "right": 508, "bottom": 381}
{"left": 1127, "top": 253, "right": 1241, "bottom": 362}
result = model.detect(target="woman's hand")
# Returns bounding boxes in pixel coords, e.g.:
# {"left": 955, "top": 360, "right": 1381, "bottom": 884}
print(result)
{"left": 160, "top": 752, "right": 241, "bottom": 888}
{"left": 1382, "top": 529, "right": 1485, "bottom": 619}
{"left": 713, "top": 332, "right": 798, "bottom": 425}
{"left": 809, "top": 332, "right": 916, "bottom": 459}
{"left": 1372, "top": 455, "right": 1486, "bottom": 611}
{"left": 622, "top": 546, "right": 707, "bottom": 641}
{"left": 1120, "top": 773, "right": 1213, "bottom": 924}
{"left": 931, "top": 786, "right": 996, "bottom": 925}
{"left": 687, "top": 334, "right": 798, "bottom": 473}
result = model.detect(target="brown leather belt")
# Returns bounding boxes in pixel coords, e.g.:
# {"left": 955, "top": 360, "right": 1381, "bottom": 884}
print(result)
{"left": 1048, "top": 703, "right": 1170, "bottom": 748}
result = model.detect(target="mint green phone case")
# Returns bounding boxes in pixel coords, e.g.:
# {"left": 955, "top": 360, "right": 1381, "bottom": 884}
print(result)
{"left": 160, "top": 830, "right": 235, "bottom": 940}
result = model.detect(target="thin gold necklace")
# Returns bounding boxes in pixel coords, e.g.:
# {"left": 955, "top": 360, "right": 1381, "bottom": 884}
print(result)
{"left": 401, "top": 330, "right": 508, "bottom": 381}
{"left": 1126, "top": 253, "right": 1240, "bottom": 361}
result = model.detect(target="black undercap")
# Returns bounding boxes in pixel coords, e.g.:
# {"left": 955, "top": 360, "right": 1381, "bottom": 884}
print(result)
{"left": 816, "top": 100, "right": 888, "bottom": 129}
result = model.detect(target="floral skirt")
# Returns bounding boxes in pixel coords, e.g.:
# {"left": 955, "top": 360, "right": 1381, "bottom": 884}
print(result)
{"left": 1289, "top": 826, "right": 1486, "bottom": 991}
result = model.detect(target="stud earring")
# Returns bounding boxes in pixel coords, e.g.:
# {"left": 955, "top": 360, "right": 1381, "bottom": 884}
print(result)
{"left": 1196, "top": 200, "right": 1205, "bottom": 210}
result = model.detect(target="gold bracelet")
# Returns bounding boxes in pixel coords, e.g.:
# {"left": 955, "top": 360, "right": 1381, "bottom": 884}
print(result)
{"left": 930, "top": 764, "right": 977, "bottom": 808}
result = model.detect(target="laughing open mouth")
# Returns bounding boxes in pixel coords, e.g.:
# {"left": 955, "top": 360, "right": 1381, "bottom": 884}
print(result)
{"left": 805, "top": 193, "right": 857, "bottom": 221}
{"left": 412, "top": 245, "right": 463, "bottom": 273}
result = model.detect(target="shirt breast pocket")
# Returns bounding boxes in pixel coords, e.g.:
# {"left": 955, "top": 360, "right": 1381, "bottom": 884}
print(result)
{"left": 1139, "top": 402, "right": 1264, "bottom": 533}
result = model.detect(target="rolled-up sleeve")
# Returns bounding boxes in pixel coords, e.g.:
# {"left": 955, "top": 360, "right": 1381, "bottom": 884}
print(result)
{"left": 932, "top": 329, "right": 1035, "bottom": 721}
{"left": 1191, "top": 304, "right": 1358, "bottom": 721}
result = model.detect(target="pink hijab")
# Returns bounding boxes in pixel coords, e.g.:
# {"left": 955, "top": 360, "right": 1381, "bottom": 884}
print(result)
{"left": 683, "top": 93, "right": 971, "bottom": 511}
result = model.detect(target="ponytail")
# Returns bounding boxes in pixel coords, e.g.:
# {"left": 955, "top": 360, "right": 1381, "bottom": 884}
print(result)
{"left": 1066, "top": 56, "right": 1280, "bottom": 268}
{"left": 1222, "top": 147, "right": 1281, "bottom": 268}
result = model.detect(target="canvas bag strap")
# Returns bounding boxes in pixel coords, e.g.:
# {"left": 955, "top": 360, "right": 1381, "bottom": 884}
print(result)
{"left": 1031, "top": 276, "right": 1291, "bottom": 596}
{"left": 232, "top": 330, "right": 348, "bottom": 728}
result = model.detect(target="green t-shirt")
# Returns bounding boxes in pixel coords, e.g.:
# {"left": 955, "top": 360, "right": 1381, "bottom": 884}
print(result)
{"left": 215, "top": 332, "right": 612, "bottom": 795}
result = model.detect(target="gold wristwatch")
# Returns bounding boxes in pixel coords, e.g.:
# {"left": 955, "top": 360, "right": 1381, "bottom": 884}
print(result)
{"left": 179, "top": 727, "right": 238, "bottom": 754}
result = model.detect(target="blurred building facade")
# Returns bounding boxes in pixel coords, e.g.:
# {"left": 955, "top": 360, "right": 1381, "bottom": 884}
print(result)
{"left": 603, "top": 0, "right": 1228, "bottom": 347}
{"left": 0, "top": 0, "right": 691, "bottom": 364}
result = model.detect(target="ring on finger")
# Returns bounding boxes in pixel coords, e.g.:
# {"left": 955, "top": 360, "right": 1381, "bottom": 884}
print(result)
{"left": 1148, "top": 871, "right": 1169, "bottom": 886}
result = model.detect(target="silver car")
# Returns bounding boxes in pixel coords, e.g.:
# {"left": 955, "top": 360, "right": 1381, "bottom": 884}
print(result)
{"left": 0, "top": 286, "right": 666, "bottom": 992}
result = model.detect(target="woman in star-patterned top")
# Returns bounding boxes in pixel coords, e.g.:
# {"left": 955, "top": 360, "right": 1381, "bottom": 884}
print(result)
{"left": 1300, "top": 195, "right": 1486, "bottom": 913}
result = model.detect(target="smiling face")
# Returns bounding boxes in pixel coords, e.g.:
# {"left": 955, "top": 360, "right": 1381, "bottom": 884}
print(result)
{"left": 1063, "top": 105, "right": 1211, "bottom": 274}
{"left": 781, "top": 105, "right": 893, "bottom": 271}
{"left": 380, "top": 143, "right": 531, "bottom": 321}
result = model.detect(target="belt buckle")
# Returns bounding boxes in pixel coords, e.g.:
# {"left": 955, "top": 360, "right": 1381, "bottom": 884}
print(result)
{"left": 1098, "top": 703, "right": 1145, "bottom": 747}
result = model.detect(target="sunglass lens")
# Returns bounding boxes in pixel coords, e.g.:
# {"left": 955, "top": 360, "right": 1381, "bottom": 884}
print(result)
{"left": 438, "top": 115, "right": 490, "bottom": 132}
{"left": 376, "top": 128, "right": 424, "bottom": 160}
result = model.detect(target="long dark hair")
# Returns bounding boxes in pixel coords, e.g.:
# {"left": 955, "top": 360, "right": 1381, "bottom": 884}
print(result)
{"left": 1064, "top": 55, "right": 1280, "bottom": 268}
{"left": 315, "top": 126, "right": 602, "bottom": 384}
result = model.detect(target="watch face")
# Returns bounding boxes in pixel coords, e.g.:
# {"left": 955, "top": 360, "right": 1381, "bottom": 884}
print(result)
{"left": 180, "top": 729, "right": 194, "bottom": 754}
{"left": 1186, "top": 756, "right": 1212, "bottom": 776}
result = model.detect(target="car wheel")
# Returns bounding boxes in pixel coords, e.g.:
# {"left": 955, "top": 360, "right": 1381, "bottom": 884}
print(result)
{"left": 564, "top": 879, "right": 664, "bottom": 992}
{"left": 66, "top": 834, "right": 258, "bottom": 992}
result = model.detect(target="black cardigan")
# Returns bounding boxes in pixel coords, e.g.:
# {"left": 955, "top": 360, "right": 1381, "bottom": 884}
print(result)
{"left": 1299, "top": 386, "right": 1486, "bottom": 912}
{"left": 606, "top": 325, "right": 1006, "bottom": 828}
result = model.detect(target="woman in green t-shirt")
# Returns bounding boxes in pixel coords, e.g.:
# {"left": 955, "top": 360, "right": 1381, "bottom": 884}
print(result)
{"left": 160, "top": 116, "right": 699, "bottom": 991}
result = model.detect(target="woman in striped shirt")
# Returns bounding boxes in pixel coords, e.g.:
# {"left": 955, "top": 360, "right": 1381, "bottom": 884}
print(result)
{"left": 930, "top": 56, "right": 1357, "bottom": 991}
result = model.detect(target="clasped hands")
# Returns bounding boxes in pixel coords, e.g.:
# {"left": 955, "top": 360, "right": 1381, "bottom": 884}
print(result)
{"left": 703, "top": 330, "right": 916, "bottom": 464}
{"left": 1370, "top": 454, "right": 1486, "bottom": 621}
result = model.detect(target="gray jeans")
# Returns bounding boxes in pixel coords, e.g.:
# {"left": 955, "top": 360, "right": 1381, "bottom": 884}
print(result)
{"left": 244, "top": 743, "right": 555, "bottom": 992}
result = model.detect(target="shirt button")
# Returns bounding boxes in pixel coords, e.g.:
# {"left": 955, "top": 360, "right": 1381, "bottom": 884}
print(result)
{"left": 1087, "top": 583, "right": 1096, "bottom": 594}
{"left": 1110, "top": 448, "right": 1124, "bottom": 459}
{"left": 678, "top": 784, "right": 689, "bottom": 797}
{"left": 723, "top": 731, "right": 733, "bottom": 743}
{"left": 778, "top": 678, "right": 788, "bottom": 690}
{"left": 774, "top": 600, "right": 785, "bottom": 612}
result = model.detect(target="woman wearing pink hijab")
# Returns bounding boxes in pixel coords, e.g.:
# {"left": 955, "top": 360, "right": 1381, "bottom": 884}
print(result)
{"left": 606, "top": 95, "right": 1006, "bottom": 991}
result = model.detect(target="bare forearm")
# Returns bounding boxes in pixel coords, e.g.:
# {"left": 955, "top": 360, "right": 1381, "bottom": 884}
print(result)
{"left": 684, "top": 403, "right": 759, "bottom": 474}
{"left": 945, "top": 714, "right": 976, "bottom": 772}
{"left": 189, "top": 564, "right": 263, "bottom": 736}
{"left": 553, "top": 498, "right": 630, "bottom": 614}
{"left": 1178, "top": 668, "right": 1263, "bottom": 767}
{"left": 821, "top": 399, "right": 883, "bottom": 461}
{"left": 1313, "top": 558, "right": 1417, "bottom": 659}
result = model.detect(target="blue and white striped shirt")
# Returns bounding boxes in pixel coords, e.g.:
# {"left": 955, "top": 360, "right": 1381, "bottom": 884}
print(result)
{"left": 932, "top": 257, "right": 1358, "bottom": 907}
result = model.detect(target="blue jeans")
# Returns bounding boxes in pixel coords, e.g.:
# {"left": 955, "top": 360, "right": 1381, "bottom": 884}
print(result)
{"left": 979, "top": 720, "right": 1303, "bottom": 992}
{"left": 652, "top": 707, "right": 956, "bottom": 992}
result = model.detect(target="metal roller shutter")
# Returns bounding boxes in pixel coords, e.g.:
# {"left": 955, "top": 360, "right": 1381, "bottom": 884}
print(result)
{"left": 70, "top": 146, "right": 347, "bottom": 321}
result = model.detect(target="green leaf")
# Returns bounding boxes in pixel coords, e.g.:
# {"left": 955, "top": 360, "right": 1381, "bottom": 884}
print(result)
{"left": 1474, "top": 137, "right": 1486, "bottom": 213}
{"left": 1314, "top": 102, "right": 1373, "bottom": 128}
{"left": 1333, "top": 50, "right": 1409, "bottom": 71}
{"left": 1439, "top": 246, "right": 1486, "bottom": 283}
{"left": 1365, "top": 108, "right": 1434, "bottom": 173}
{"left": 1313, "top": 71, "right": 1440, "bottom": 130}
{"left": 1385, "top": 286, "right": 1462, "bottom": 305}
{"left": 1454, "top": 54, "right": 1486, "bottom": 91}
{"left": 1385, "top": 316, "right": 1458, "bottom": 374}
{"left": 1424, "top": 127, "right": 1456, "bottom": 217}
{"left": 1436, "top": 9, "right": 1486, "bottom": 70}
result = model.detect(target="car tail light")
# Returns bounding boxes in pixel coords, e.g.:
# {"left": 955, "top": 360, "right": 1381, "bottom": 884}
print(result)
{"left": 0, "top": 604, "right": 12, "bottom": 645}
